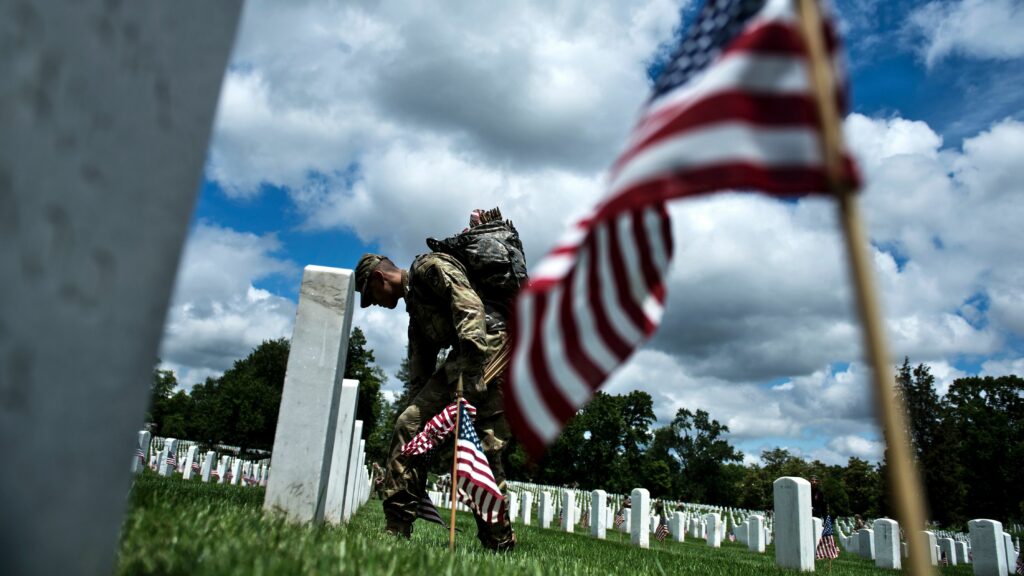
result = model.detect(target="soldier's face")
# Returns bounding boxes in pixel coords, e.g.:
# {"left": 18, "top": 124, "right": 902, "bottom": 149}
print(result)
{"left": 368, "top": 272, "right": 401, "bottom": 309}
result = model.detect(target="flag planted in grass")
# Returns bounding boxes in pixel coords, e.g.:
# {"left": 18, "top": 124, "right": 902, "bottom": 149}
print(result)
{"left": 656, "top": 517, "right": 670, "bottom": 542}
{"left": 504, "top": 0, "right": 860, "bottom": 458}
{"left": 454, "top": 399, "right": 504, "bottom": 523}
{"left": 815, "top": 515, "right": 840, "bottom": 560}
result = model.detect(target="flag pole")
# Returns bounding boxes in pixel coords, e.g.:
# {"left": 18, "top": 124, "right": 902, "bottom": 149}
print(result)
{"left": 795, "top": 1, "right": 932, "bottom": 575}
{"left": 448, "top": 375, "right": 464, "bottom": 551}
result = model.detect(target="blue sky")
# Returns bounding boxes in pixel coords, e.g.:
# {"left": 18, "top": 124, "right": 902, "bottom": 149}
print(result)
{"left": 159, "top": 0, "right": 1024, "bottom": 466}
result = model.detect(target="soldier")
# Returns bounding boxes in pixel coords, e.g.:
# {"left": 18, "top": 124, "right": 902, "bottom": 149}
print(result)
{"left": 356, "top": 251, "right": 515, "bottom": 551}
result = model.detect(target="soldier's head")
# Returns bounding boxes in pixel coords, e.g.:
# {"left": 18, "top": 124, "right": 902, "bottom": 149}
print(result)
{"left": 356, "top": 253, "right": 404, "bottom": 309}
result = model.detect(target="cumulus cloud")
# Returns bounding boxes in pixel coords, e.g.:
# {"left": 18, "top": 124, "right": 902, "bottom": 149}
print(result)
{"left": 159, "top": 223, "right": 298, "bottom": 389}
{"left": 908, "top": 0, "right": 1024, "bottom": 66}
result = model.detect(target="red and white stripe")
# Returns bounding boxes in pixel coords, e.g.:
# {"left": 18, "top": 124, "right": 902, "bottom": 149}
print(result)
{"left": 455, "top": 405, "right": 504, "bottom": 523}
{"left": 505, "top": 0, "right": 858, "bottom": 457}
{"left": 400, "top": 401, "right": 478, "bottom": 457}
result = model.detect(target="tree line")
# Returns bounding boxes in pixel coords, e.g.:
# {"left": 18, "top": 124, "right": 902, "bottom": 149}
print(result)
{"left": 148, "top": 336, "right": 1022, "bottom": 529}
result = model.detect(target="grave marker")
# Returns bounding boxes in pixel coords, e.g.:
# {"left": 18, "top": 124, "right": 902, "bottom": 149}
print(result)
{"left": 539, "top": 492, "right": 553, "bottom": 529}
{"left": 324, "top": 380, "right": 359, "bottom": 525}
{"left": 922, "top": 530, "right": 938, "bottom": 566}
{"left": 670, "top": 512, "right": 685, "bottom": 543}
{"left": 859, "top": 528, "right": 876, "bottom": 560}
{"left": 182, "top": 446, "right": 198, "bottom": 480}
{"left": 591, "top": 490, "right": 607, "bottom": 540}
{"left": 874, "top": 519, "right": 900, "bottom": 569}
{"left": 133, "top": 431, "right": 151, "bottom": 474}
{"left": 264, "top": 266, "right": 355, "bottom": 524}
{"left": 749, "top": 515, "right": 765, "bottom": 553}
{"left": 630, "top": 488, "right": 650, "bottom": 549}
{"left": 561, "top": 490, "right": 575, "bottom": 533}
{"left": 773, "top": 477, "right": 813, "bottom": 571}
{"left": 520, "top": 491, "right": 533, "bottom": 526}
{"left": 201, "top": 451, "right": 214, "bottom": 483}
{"left": 342, "top": 423, "right": 364, "bottom": 522}
{"left": 706, "top": 513, "right": 721, "bottom": 548}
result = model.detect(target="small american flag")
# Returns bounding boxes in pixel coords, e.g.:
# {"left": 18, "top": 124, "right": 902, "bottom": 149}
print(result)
{"left": 1016, "top": 547, "right": 1023, "bottom": 575}
{"left": 580, "top": 507, "right": 590, "bottom": 529}
{"left": 401, "top": 401, "right": 478, "bottom": 457}
{"left": 417, "top": 494, "right": 452, "bottom": 530}
{"left": 504, "top": 0, "right": 859, "bottom": 458}
{"left": 815, "top": 515, "right": 840, "bottom": 560}
{"left": 135, "top": 448, "right": 146, "bottom": 463}
{"left": 614, "top": 508, "right": 626, "bottom": 529}
{"left": 454, "top": 399, "right": 505, "bottom": 523}
{"left": 191, "top": 461, "right": 201, "bottom": 474}
{"left": 166, "top": 453, "right": 177, "bottom": 469}
{"left": 729, "top": 533, "right": 736, "bottom": 542}
{"left": 656, "top": 517, "right": 670, "bottom": 542}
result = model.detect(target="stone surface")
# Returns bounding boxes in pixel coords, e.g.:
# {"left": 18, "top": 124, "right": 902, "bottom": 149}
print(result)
{"left": 0, "top": 1, "right": 242, "bottom": 573}
{"left": 970, "top": 520, "right": 1009, "bottom": 574}
{"left": 859, "top": 528, "right": 876, "bottom": 560}
{"left": 923, "top": 530, "right": 938, "bottom": 566}
{"left": 773, "top": 477, "right": 813, "bottom": 571}
{"left": 539, "top": 492, "right": 553, "bottom": 529}
{"left": 956, "top": 541, "right": 969, "bottom": 564}
{"left": 520, "top": 491, "right": 533, "bottom": 526}
{"left": 324, "top": 380, "right": 359, "bottom": 524}
{"left": 874, "top": 519, "right": 900, "bottom": 569}
{"left": 938, "top": 537, "right": 957, "bottom": 566}
{"left": 812, "top": 517, "right": 822, "bottom": 549}
{"left": 342, "top": 423, "right": 364, "bottom": 522}
{"left": 230, "top": 458, "right": 242, "bottom": 485}
{"left": 706, "top": 513, "right": 721, "bottom": 548}
{"left": 133, "top": 431, "right": 151, "bottom": 474}
{"left": 159, "top": 439, "right": 178, "bottom": 476}
{"left": 264, "top": 266, "right": 355, "bottom": 524}
{"left": 201, "top": 451, "right": 214, "bottom": 482}
{"left": 509, "top": 492, "right": 519, "bottom": 522}
{"left": 670, "top": 511, "right": 685, "bottom": 543}
{"left": 591, "top": 490, "right": 607, "bottom": 539}
{"left": 561, "top": 490, "right": 575, "bottom": 533}
{"left": 182, "top": 446, "right": 198, "bottom": 480}
{"left": 630, "top": 488, "right": 650, "bottom": 549}
{"left": 749, "top": 515, "right": 765, "bottom": 553}
{"left": 1003, "top": 533, "right": 1016, "bottom": 575}
{"left": 217, "top": 456, "right": 229, "bottom": 484}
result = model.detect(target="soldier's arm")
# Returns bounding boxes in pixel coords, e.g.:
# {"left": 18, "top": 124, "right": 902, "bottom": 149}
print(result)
{"left": 424, "top": 259, "right": 489, "bottom": 390}
{"left": 407, "top": 322, "right": 441, "bottom": 396}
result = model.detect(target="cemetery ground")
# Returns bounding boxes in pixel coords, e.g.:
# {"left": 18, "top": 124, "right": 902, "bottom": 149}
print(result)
{"left": 118, "top": 474, "right": 974, "bottom": 575}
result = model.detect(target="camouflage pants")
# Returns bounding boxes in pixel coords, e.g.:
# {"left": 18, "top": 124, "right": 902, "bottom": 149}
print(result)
{"left": 381, "top": 340, "right": 514, "bottom": 548}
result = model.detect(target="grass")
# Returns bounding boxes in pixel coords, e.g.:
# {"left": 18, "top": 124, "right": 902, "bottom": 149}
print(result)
{"left": 118, "top": 474, "right": 974, "bottom": 575}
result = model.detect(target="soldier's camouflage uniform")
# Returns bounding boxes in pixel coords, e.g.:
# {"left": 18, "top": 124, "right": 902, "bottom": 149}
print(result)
{"left": 381, "top": 252, "right": 515, "bottom": 549}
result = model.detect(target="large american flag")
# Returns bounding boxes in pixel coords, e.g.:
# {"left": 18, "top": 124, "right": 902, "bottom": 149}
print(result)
{"left": 454, "top": 399, "right": 505, "bottom": 523}
{"left": 815, "top": 515, "right": 841, "bottom": 560}
{"left": 504, "top": 0, "right": 858, "bottom": 457}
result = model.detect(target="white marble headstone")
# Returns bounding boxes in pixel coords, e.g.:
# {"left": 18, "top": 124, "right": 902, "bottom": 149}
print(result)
{"left": 630, "top": 489, "right": 650, "bottom": 549}
{"left": 773, "top": 477, "right": 812, "bottom": 571}
{"left": 874, "top": 519, "right": 900, "bottom": 569}
{"left": 591, "top": 490, "right": 607, "bottom": 540}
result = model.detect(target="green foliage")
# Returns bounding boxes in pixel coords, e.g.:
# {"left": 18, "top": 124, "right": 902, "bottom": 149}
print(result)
{"left": 344, "top": 327, "right": 390, "bottom": 464}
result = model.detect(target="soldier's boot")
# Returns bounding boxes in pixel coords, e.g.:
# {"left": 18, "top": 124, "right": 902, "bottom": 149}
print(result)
{"left": 384, "top": 519, "right": 412, "bottom": 539}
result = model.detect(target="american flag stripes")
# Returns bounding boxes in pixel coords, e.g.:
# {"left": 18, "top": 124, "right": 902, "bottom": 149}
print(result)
{"left": 614, "top": 508, "right": 626, "bottom": 529}
{"left": 656, "top": 517, "right": 670, "bottom": 542}
{"left": 417, "top": 494, "right": 450, "bottom": 530}
{"left": 815, "top": 515, "right": 840, "bottom": 560}
{"left": 401, "top": 401, "right": 478, "bottom": 457}
{"left": 504, "top": 0, "right": 859, "bottom": 457}
{"left": 136, "top": 448, "right": 146, "bottom": 463}
{"left": 166, "top": 452, "right": 177, "bottom": 470}
{"left": 1016, "top": 547, "right": 1023, "bottom": 575}
{"left": 454, "top": 399, "right": 505, "bottom": 523}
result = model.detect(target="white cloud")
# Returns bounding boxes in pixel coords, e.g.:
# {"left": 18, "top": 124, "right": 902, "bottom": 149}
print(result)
{"left": 158, "top": 223, "right": 298, "bottom": 389}
{"left": 980, "top": 357, "right": 1024, "bottom": 378}
{"left": 908, "top": 0, "right": 1024, "bottom": 66}
{"left": 826, "top": 435, "right": 884, "bottom": 462}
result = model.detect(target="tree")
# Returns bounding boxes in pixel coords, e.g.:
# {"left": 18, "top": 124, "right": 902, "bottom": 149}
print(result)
{"left": 659, "top": 408, "right": 742, "bottom": 504}
{"left": 344, "top": 327, "right": 389, "bottom": 463}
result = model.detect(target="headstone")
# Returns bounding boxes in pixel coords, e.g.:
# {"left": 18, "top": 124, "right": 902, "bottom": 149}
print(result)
{"left": 591, "top": 490, "right": 607, "bottom": 540}
{"left": 182, "top": 446, "right": 198, "bottom": 480}
{"left": 859, "top": 529, "right": 876, "bottom": 560}
{"left": 937, "top": 537, "right": 957, "bottom": 566}
{"left": 955, "top": 541, "right": 969, "bottom": 565}
{"left": 923, "top": 530, "right": 938, "bottom": 566}
{"left": 0, "top": 2, "right": 242, "bottom": 573}
{"left": 706, "top": 513, "right": 721, "bottom": 548}
{"left": 773, "top": 476, "right": 813, "bottom": 571}
{"left": 162, "top": 439, "right": 180, "bottom": 475}
{"left": 874, "top": 519, "right": 900, "bottom": 569}
{"left": 201, "top": 451, "right": 214, "bottom": 482}
{"left": 520, "top": 492, "right": 533, "bottom": 526}
{"left": 630, "top": 488, "right": 650, "bottom": 549}
{"left": 342, "top": 424, "right": 364, "bottom": 521}
{"left": 670, "top": 511, "right": 685, "bottom": 543}
{"left": 1002, "top": 532, "right": 1016, "bottom": 575}
{"left": 539, "top": 492, "right": 553, "bottom": 529}
{"left": 561, "top": 490, "right": 575, "bottom": 533}
{"left": 132, "top": 431, "right": 151, "bottom": 474}
{"left": 263, "top": 266, "right": 355, "bottom": 524}
{"left": 749, "top": 515, "right": 765, "bottom": 553}
{"left": 509, "top": 492, "right": 519, "bottom": 522}
{"left": 812, "top": 517, "right": 822, "bottom": 549}
{"left": 229, "top": 458, "right": 242, "bottom": 485}
{"left": 323, "top": 380, "right": 359, "bottom": 524}
{"left": 216, "top": 456, "right": 229, "bottom": 484}
{"left": 354, "top": 441, "right": 366, "bottom": 509}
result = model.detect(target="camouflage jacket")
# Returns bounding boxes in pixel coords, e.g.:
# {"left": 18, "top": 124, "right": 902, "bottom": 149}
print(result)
{"left": 405, "top": 252, "right": 495, "bottom": 395}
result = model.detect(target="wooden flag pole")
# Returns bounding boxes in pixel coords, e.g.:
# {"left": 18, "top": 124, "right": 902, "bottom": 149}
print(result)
{"left": 448, "top": 375, "right": 464, "bottom": 551}
{"left": 795, "top": 1, "right": 933, "bottom": 575}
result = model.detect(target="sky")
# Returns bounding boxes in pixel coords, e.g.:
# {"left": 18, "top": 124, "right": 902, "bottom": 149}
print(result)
{"left": 158, "top": 0, "right": 1024, "bottom": 467}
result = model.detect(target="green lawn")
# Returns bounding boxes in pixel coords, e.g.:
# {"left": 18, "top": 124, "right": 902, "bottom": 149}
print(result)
{"left": 118, "top": 474, "right": 971, "bottom": 575}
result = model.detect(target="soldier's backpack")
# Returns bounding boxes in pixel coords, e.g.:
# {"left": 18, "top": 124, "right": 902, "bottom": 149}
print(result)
{"left": 426, "top": 207, "right": 528, "bottom": 311}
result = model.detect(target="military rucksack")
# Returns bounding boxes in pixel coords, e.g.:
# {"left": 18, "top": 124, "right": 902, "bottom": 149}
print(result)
{"left": 426, "top": 208, "right": 529, "bottom": 309}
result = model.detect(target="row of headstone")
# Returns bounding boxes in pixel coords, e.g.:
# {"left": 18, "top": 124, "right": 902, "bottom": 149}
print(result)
{"left": 132, "top": 431, "right": 272, "bottom": 486}
{"left": 261, "top": 266, "right": 371, "bottom": 525}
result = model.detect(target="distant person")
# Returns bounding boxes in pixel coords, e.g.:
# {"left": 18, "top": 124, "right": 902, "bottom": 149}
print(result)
{"left": 810, "top": 475, "right": 830, "bottom": 519}
{"left": 854, "top": 514, "right": 866, "bottom": 531}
